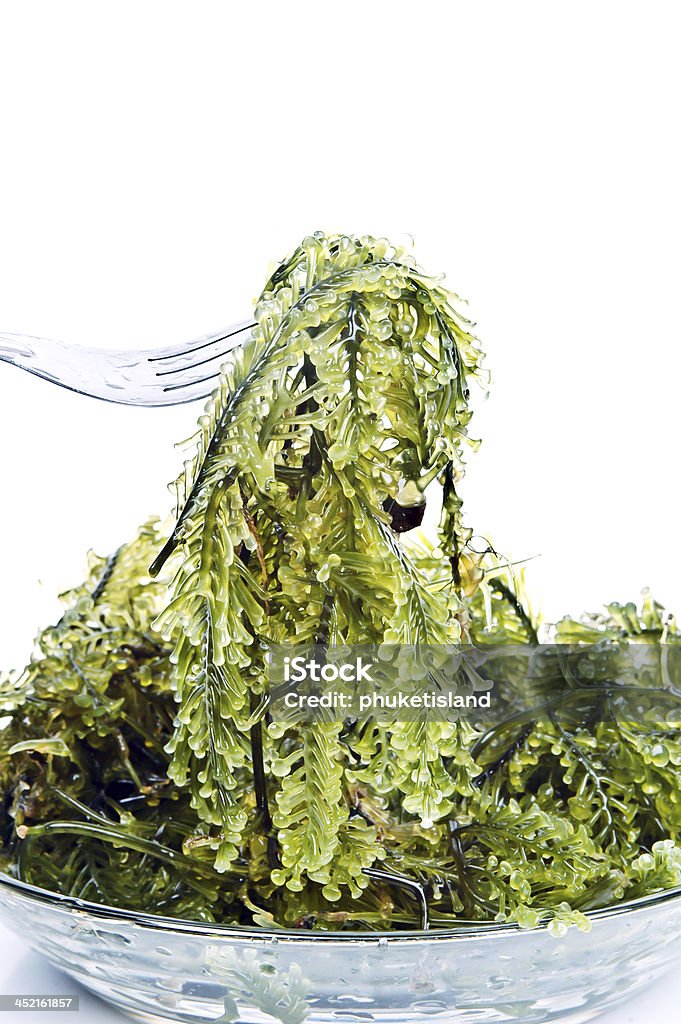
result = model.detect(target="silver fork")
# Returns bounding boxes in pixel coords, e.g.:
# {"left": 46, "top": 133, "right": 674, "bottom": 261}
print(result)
{"left": 0, "top": 318, "right": 255, "bottom": 406}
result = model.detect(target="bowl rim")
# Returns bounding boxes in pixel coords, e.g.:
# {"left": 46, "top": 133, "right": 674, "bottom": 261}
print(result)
{"left": 1, "top": 870, "right": 681, "bottom": 944}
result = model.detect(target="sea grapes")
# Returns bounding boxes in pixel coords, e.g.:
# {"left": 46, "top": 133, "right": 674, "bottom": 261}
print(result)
{"left": 1, "top": 234, "right": 680, "bottom": 932}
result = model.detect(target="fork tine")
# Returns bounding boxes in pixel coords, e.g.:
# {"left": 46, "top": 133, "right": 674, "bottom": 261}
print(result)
{"left": 153, "top": 341, "right": 242, "bottom": 379}
{"left": 142, "top": 319, "right": 257, "bottom": 404}
{"left": 144, "top": 320, "right": 255, "bottom": 370}
{"left": 160, "top": 369, "right": 230, "bottom": 394}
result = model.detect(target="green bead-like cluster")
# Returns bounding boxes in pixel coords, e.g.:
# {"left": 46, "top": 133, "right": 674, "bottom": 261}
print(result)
{"left": 1, "top": 234, "right": 680, "bottom": 932}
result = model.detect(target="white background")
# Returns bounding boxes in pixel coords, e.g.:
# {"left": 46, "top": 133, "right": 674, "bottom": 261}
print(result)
{"left": 0, "top": 2, "right": 679, "bottom": 1020}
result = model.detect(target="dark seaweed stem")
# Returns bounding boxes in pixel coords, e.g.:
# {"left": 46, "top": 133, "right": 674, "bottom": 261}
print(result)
{"left": 250, "top": 691, "right": 278, "bottom": 870}
{"left": 236, "top": 542, "right": 278, "bottom": 868}
{"left": 15, "top": 828, "right": 35, "bottom": 883}
{"left": 17, "top": 819, "right": 245, "bottom": 886}
{"left": 448, "top": 820, "right": 473, "bottom": 916}
{"left": 472, "top": 724, "right": 533, "bottom": 788}
{"left": 91, "top": 547, "right": 123, "bottom": 602}
{"left": 442, "top": 463, "right": 462, "bottom": 586}
{"left": 364, "top": 867, "right": 430, "bottom": 930}
{"left": 470, "top": 693, "right": 572, "bottom": 767}
{"left": 548, "top": 710, "right": 617, "bottom": 847}
{"left": 300, "top": 353, "right": 324, "bottom": 479}
{"left": 315, "top": 592, "right": 334, "bottom": 650}
{"left": 446, "top": 820, "right": 497, "bottom": 916}
{"left": 52, "top": 546, "right": 122, "bottom": 633}
{"left": 489, "top": 578, "right": 539, "bottom": 644}
{"left": 241, "top": 502, "right": 269, "bottom": 607}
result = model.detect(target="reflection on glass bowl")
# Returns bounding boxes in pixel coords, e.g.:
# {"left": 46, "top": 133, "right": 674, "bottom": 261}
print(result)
{"left": 1, "top": 873, "right": 681, "bottom": 1024}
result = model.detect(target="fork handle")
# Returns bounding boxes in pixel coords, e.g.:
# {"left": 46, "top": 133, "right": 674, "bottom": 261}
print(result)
{"left": 0, "top": 333, "right": 40, "bottom": 364}
{"left": 0, "top": 332, "right": 94, "bottom": 393}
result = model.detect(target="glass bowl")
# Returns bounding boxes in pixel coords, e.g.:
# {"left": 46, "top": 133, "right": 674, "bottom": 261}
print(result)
{"left": 1, "top": 873, "right": 680, "bottom": 1024}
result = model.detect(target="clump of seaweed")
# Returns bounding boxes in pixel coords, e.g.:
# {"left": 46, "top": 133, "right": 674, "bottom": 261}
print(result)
{"left": 1, "top": 233, "right": 680, "bottom": 932}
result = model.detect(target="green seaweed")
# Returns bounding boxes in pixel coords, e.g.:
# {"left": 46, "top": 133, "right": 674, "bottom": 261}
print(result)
{"left": 1, "top": 233, "right": 680, "bottom": 932}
